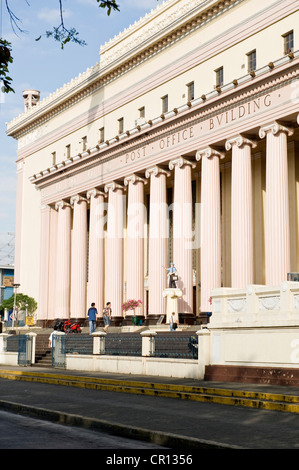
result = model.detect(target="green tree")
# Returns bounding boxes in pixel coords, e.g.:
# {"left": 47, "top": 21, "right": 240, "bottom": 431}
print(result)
{"left": 0, "top": 0, "right": 120, "bottom": 94}
{"left": 1, "top": 293, "right": 38, "bottom": 314}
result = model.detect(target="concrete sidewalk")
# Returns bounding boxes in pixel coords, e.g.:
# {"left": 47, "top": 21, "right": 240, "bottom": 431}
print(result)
{"left": 0, "top": 365, "right": 299, "bottom": 449}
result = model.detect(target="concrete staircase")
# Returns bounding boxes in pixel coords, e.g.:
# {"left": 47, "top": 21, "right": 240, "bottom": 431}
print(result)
{"left": 35, "top": 334, "right": 52, "bottom": 367}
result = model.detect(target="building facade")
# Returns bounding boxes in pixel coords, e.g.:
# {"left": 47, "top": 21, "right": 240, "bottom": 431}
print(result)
{"left": 6, "top": 0, "right": 299, "bottom": 326}
{"left": 0, "top": 266, "right": 14, "bottom": 304}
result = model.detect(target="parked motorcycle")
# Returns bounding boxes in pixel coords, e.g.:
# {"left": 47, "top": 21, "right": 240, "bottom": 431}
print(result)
{"left": 53, "top": 319, "right": 82, "bottom": 334}
{"left": 64, "top": 319, "right": 82, "bottom": 334}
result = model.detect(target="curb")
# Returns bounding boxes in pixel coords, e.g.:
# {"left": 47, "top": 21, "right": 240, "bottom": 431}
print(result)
{"left": 0, "top": 399, "right": 244, "bottom": 450}
{"left": 0, "top": 369, "right": 299, "bottom": 414}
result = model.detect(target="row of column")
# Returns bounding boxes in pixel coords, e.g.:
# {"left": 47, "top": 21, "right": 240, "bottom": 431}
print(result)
{"left": 51, "top": 157, "right": 195, "bottom": 320}
{"left": 197, "top": 121, "right": 293, "bottom": 310}
{"left": 41, "top": 120, "right": 294, "bottom": 320}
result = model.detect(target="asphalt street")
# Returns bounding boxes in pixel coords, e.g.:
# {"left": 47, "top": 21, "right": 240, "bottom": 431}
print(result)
{"left": 0, "top": 370, "right": 298, "bottom": 450}
{"left": 0, "top": 409, "right": 168, "bottom": 450}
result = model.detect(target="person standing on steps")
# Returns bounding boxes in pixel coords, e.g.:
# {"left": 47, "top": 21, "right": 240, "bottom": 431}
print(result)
{"left": 170, "top": 311, "right": 177, "bottom": 331}
{"left": 103, "top": 302, "right": 112, "bottom": 332}
{"left": 87, "top": 302, "right": 98, "bottom": 334}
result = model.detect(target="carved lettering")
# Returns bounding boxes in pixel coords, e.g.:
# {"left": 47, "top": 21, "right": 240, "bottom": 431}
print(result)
{"left": 264, "top": 94, "right": 271, "bottom": 107}
{"left": 238, "top": 105, "right": 245, "bottom": 118}
{"left": 158, "top": 127, "right": 194, "bottom": 153}
{"left": 209, "top": 93, "right": 273, "bottom": 131}
{"left": 125, "top": 146, "right": 146, "bottom": 163}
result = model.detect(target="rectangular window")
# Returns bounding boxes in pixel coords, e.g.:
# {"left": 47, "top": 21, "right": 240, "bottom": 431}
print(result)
{"left": 215, "top": 67, "right": 224, "bottom": 87}
{"left": 118, "top": 117, "right": 124, "bottom": 134}
{"left": 82, "top": 136, "right": 87, "bottom": 151}
{"left": 99, "top": 127, "right": 105, "bottom": 143}
{"left": 139, "top": 106, "right": 145, "bottom": 118}
{"left": 283, "top": 31, "right": 294, "bottom": 54}
{"left": 187, "top": 82, "right": 194, "bottom": 101}
{"left": 51, "top": 151, "right": 56, "bottom": 166}
{"left": 161, "top": 95, "right": 168, "bottom": 114}
{"left": 247, "top": 50, "right": 256, "bottom": 72}
{"left": 65, "top": 144, "right": 71, "bottom": 159}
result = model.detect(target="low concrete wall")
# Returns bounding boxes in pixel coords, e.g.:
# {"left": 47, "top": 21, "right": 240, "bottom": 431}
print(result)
{"left": 0, "top": 352, "right": 18, "bottom": 366}
{"left": 66, "top": 354, "right": 201, "bottom": 379}
{"left": 209, "top": 326, "right": 299, "bottom": 368}
{"left": 209, "top": 282, "right": 299, "bottom": 369}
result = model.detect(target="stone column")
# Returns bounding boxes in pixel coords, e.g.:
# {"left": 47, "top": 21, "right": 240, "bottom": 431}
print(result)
{"left": 55, "top": 201, "right": 72, "bottom": 318}
{"left": 70, "top": 195, "right": 88, "bottom": 319}
{"left": 124, "top": 174, "right": 147, "bottom": 317}
{"left": 169, "top": 157, "right": 195, "bottom": 315}
{"left": 87, "top": 189, "right": 106, "bottom": 316}
{"left": 104, "top": 182, "right": 125, "bottom": 322}
{"left": 259, "top": 122, "right": 293, "bottom": 286}
{"left": 196, "top": 147, "right": 223, "bottom": 312}
{"left": 38, "top": 205, "right": 51, "bottom": 323}
{"left": 225, "top": 135, "right": 256, "bottom": 288}
{"left": 145, "top": 166, "right": 170, "bottom": 319}
{"left": 47, "top": 207, "right": 58, "bottom": 320}
{"left": 14, "top": 161, "right": 25, "bottom": 285}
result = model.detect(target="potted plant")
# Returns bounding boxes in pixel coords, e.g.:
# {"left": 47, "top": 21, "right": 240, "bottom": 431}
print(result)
{"left": 121, "top": 299, "right": 142, "bottom": 325}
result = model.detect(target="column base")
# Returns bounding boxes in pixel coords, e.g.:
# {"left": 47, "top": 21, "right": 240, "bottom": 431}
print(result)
{"left": 196, "top": 312, "right": 212, "bottom": 325}
{"left": 122, "top": 315, "right": 145, "bottom": 326}
{"left": 109, "top": 316, "right": 125, "bottom": 327}
{"left": 178, "top": 313, "right": 196, "bottom": 325}
{"left": 143, "top": 314, "right": 166, "bottom": 326}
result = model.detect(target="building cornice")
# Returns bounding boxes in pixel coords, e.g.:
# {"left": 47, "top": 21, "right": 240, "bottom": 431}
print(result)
{"left": 6, "top": 0, "right": 245, "bottom": 138}
{"left": 30, "top": 55, "right": 299, "bottom": 191}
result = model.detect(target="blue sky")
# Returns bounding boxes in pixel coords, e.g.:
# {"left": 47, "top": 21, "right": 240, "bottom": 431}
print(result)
{"left": 0, "top": 0, "right": 161, "bottom": 263}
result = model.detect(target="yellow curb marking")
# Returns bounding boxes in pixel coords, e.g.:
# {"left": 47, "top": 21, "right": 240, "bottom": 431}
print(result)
{"left": 0, "top": 369, "right": 298, "bottom": 414}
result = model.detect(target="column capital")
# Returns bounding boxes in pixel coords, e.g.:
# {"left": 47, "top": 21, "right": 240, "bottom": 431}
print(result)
{"left": 168, "top": 157, "right": 196, "bottom": 171}
{"left": 40, "top": 204, "right": 52, "bottom": 211}
{"left": 145, "top": 166, "right": 170, "bottom": 179}
{"left": 104, "top": 181, "right": 124, "bottom": 193}
{"left": 196, "top": 146, "right": 225, "bottom": 161}
{"left": 70, "top": 194, "right": 88, "bottom": 206}
{"left": 124, "top": 174, "right": 147, "bottom": 187}
{"left": 225, "top": 135, "right": 257, "bottom": 151}
{"left": 259, "top": 121, "right": 294, "bottom": 139}
{"left": 55, "top": 200, "right": 71, "bottom": 211}
{"left": 86, "top": 188, "right": 106, "bottom": 199}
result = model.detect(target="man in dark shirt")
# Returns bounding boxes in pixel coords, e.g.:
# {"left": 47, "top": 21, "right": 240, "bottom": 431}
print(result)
{"left": 87, "top": 302, "right": 98, "bottom": 334}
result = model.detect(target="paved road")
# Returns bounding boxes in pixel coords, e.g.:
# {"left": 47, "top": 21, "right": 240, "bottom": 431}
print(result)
{"left": 0, "top": 374, "right": 298, "bottom": 450}
{"left": 0, "top": 410, "right": 167, "bottom": 450}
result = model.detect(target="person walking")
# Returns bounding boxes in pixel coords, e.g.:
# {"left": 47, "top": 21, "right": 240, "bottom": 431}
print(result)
{"left": 87, "top": 302, "right": 98, "bottom": 334}
{"left": 103, "top": 302, "right": 112, "bottom": 332}
{"left": 170, "top": 311, "right": 177, "bottom": 331}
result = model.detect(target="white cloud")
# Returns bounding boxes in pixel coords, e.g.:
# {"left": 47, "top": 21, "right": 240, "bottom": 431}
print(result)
{"left": 37, "top": 8, "right": 72, "bottom": 24}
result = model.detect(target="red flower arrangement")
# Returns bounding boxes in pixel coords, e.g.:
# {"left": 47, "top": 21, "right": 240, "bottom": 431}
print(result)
{"left": 122, "top": 299, "right": 143, "bottom": 312}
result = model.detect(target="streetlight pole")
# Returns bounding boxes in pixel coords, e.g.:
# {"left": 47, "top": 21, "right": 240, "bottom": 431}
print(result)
{"left": 12, "top": 283, "right": 20, "bottom": 330}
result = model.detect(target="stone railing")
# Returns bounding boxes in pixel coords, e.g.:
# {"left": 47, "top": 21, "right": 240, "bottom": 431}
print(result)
{"left": 210, "top": 282, "right": 299, "bottom": 327}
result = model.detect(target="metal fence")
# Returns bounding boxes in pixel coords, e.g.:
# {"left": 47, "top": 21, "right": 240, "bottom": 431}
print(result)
{"left": 2, "top": 331, "right": 198, "bottom": 369}
{"left": 154, "top": 334, "right": 198, "bottom": 359}
{"left": 18, "top": 334, "right": 33, "bottom": 366}
{"left": 65, "top": 335, "right": 93, "bottom": 355}
{"left": 105, "top": 334, "right": 142, "bottom": 356}
{"left": 52, "top": 334, "right": 66, "bottom": 368}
